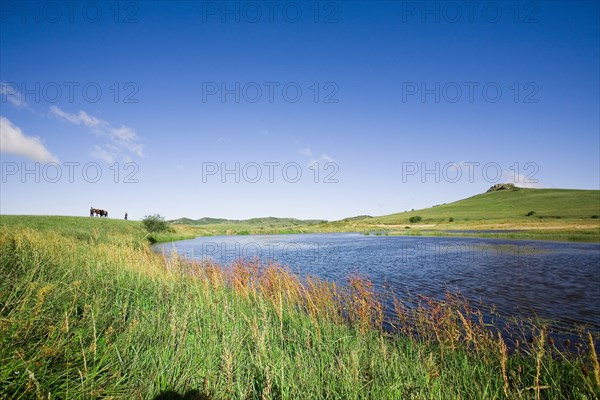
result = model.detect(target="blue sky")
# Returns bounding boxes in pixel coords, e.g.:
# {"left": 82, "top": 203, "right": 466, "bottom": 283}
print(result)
{"left": 1, "top": 1, "right": 598, "bottom": 220}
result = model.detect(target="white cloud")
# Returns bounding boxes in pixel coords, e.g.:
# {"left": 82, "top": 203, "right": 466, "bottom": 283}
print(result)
{"left": 49, "top": 106, "right": 105, "bottom": 128}
{"left": 502, "top": 171, "right": 543, "bottom": 188}
{"left": 454, "top": 160, "right": 543, "bottom": 188}
{"left": 298, "top": 147, "right": 313, "bottom": 157}
{"left": 111, "top": 125, "right": 137, "bottom": 141}
{"left": 0, "top": 116, "right": 59, "bottom": 162}
{"left": 90, "top": 145, "right": 117, "bottom": 163}
{"left": 50, "top": 106, "right": 143, "bottom": 162}
{"left": 308, "top": 153, "right": 335, "bottom": 166}
{"left": 110, "top": 126, "right": 144, "bottom": 157}
{"left": 298, "top": 145, "right": 335, "bottom": 167}
{"left": 1, "top": 82, "right": 27, "bottom": 108}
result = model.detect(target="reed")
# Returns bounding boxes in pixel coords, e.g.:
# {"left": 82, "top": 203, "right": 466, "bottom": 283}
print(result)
{"left": 0, "top": 216, "right": 598, "bottom": 399}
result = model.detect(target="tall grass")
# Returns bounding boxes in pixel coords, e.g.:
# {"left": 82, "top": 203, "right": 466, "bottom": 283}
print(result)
{"left": 1, "top": 218, "right": 599, "bottom": 399}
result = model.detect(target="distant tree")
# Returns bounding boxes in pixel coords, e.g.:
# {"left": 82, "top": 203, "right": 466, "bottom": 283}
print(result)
{"left": 142, "top": 214, "right": 168, "bottom": 233}
{"left": 448, "top": 217, "right": 454, "bottom": 222}
{"left": 409, "top": 216, "right": 422, "bottom": 223}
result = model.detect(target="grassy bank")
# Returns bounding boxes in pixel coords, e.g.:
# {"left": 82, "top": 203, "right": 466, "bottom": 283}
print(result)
{"left": 0, "top": 215, "right": 199, "bottom": 245}
{"left": 168, "top": 188, "right": 600, "bottom": 242}
{"left": 380, "top": 228, "right": 600, "bottom": 243}
{"left": 323, "top": 188, "right": 600, "bottom": 242}
{"left": 1, "top": 216, "right": 599, "bottom": 399}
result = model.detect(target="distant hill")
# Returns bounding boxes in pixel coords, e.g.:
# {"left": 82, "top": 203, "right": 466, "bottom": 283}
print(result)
{"left": 168, "top": 187, "right": 599, "bottom": 237}
{"left": 169, "top": 217, "right": 230, "bottom": 225}
{"left": 169, "top": 216, "right": 326, "bottom": 227}
{"left": 241, "top": 217, "right": 325, "bottom": 226}
{"left": 337, "top": 215, "right": 374, "bottom": 223}
{"left": 365, "top": 187, "right": 600, "bottom": 225}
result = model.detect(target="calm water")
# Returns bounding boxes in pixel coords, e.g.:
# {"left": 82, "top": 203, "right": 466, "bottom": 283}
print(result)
{"left": 153, "top": 233, "right": 600, "bottom": 334}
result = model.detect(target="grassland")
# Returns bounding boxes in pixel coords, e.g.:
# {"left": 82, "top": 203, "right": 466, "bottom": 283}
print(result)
{"left": 173, "top": 188, "right": 600, "bottom": 242}
{"left": 168, "top": 217, "right": 327, "bottom": 237}
{"left": 360, "top": 187, "right": 596, "bottom": 223}
{"left": 1, "top": 215, "right": 599, "bottom": 399}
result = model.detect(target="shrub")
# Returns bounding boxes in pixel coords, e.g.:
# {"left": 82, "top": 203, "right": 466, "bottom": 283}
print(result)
{"left": 142, "top": 214, "right": 168, "bottom": 233}
{"left": 592, "top": 215, "right": 599, "bottom": 219}
{"left": 525, "top": 210, "right": 536, "bottom": 217}
{"left": 448, "top": 217, "right": 454, "bottom": 222}
{"left": 409, "top": 216, "right": 422, "bottom": 223}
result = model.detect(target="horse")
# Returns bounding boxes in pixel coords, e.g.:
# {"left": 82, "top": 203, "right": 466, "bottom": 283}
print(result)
{"left": 90, "top": 208, "right": 108, "bottom": 217}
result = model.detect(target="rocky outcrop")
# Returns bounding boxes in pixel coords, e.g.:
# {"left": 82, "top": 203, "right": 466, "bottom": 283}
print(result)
{"left": 486, "top": 183, "right": 517, "bottom": 192}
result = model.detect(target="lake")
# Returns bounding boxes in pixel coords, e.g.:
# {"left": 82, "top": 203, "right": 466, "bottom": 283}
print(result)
{"left": 153, "top": 233, "right": 600, "bottom": 335}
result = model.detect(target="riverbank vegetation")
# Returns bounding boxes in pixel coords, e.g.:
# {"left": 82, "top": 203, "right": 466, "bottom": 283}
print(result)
{"left": 1, "top": 215, "right": 599, "bottom": 398}
{"left": 170, "top": 188, "right": 600, "bottom": 242}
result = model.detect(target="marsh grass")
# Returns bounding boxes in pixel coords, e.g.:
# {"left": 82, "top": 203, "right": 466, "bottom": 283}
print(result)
{"left": 385, "top": 228, "right": 600, "bottom": 243}
{"left": 1, "top": 216, "right": 599, "bottom": 399}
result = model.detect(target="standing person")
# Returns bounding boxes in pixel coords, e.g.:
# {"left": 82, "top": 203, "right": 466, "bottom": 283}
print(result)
{"left": 124, "top": 212, "right": 128, "bottom": 220}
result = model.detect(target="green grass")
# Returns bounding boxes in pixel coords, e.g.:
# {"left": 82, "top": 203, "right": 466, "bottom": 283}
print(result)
{"left": 0, "top": 215, "right": 200, "bottom": 245}
{"left": 0, "top": 214, "right": 147, "bottom": 244}
{"left": 383, "top": 228, "right": 600, "bottom": 243}
{"left": 1, "top": 216, "right": 599, "bottom": 399}
{"left": 369, "top": 188, "right": 600, "bottom": 225}
{"left": 168, "top": 188, "right": 600, "bottom": 242}
{"left": 169, "top": 216, "right": 325, "bottom": 232}
{"left": 316, "top": 188, "right": 600, "bottom": 242}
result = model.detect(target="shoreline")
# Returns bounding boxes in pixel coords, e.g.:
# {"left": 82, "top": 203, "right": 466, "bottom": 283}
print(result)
{"left": 157, "top": 225, "right": 600, "bottom": 244}
{"left": 1, "top": 215, "right": 599, "bottom": 398}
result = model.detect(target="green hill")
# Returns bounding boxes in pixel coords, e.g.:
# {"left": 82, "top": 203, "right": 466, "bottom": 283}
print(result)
{"left": 3, "top": 187, "right": 597, "bottom": 242}
{"left": 168, "top": 187, "right": 599, "bottom": 240}
{"left": 370, "top": 187, "right": 599, "bottom": 225}
{"left": 316, "top": 187, "right": 600, "bottom": 241}
{"left": 0, "top": 215, "right": 146, "bottom": 242}
{"left": 169, "top": 217, "right": 230, "bottom": 225}
{"left": 170, "top": 216, "right": 325, "bottom": 227}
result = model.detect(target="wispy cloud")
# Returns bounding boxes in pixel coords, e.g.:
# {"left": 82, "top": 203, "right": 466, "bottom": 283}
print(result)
{"left": 0, "top": 82, "right": 27, "bottom": 109}
{"left": 0, "top": 116, "right": 59, "bottom": 162}
{"left": 90, "top": 144, "right": 118, "bottom": 163}
{"left": 453, "top": 160, "right": 543, "bottom": 187}
{"left": 108, "top": 125, "right": 144, "bottom": 157}
{"left": 298, "top": 147, "right": 313, "bottom": 157}
{"left": 298, "top": 146, "right": 335, "bottom": 166}
{"left": 50, "top": 106, "right": 144, "bottom": 162}
{"left": 49, "top": 106, "right": 104, "bottom": 128}
{"left": 502, "top": 171, "right": 543, "bottom": 188}
{"left": 309, "top": 153, "right": 334, "bottom": 166}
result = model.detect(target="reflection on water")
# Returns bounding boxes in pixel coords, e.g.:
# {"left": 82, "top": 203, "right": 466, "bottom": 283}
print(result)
{"left": 153, "top": 233, "right": 600, "bottom": 334}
